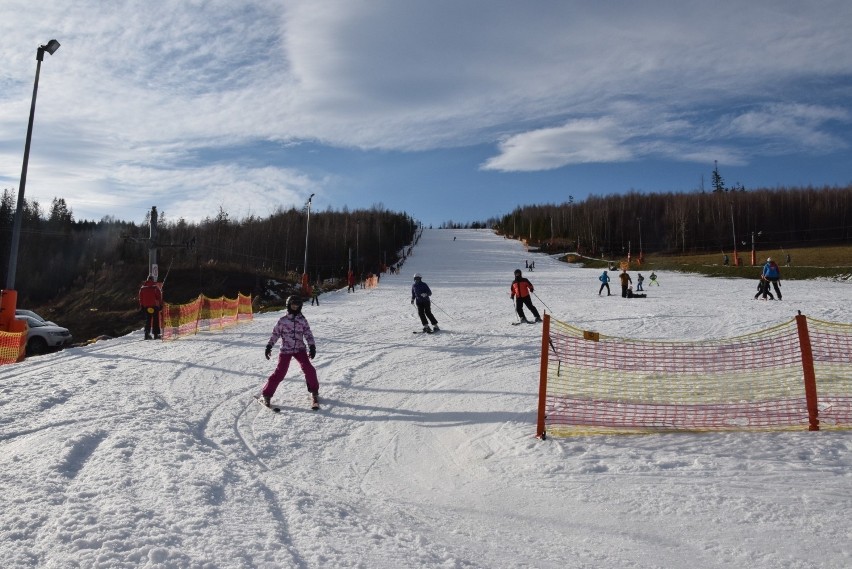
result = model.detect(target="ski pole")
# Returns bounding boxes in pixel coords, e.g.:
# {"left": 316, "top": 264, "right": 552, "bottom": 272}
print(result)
{"left": 511, "top": 298, "right": 522, "bottom": 322}
{"left": 430, "top": 299, "right": 454, "bottom": 320}
{"left": 532, "top": 291, "right": 552, "bottom": 314}
{"left": 161, "top": 256, "right": 175, "bottom": 285}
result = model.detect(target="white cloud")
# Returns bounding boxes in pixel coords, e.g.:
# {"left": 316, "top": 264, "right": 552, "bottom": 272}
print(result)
{"left": 721, "top": 104, "right": 850, "bottom": 152}
{"left": 482, "top": 118, "right": 634, "bottom": 171}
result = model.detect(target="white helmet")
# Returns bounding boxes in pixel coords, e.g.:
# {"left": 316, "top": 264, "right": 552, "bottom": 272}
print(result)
{"left": 413, "top": 273, "right": 422, "bottom": 280}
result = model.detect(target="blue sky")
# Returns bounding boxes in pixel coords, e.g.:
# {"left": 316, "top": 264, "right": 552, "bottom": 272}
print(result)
{"left": 1, "top": 1, "right": 851, "bottom": 227}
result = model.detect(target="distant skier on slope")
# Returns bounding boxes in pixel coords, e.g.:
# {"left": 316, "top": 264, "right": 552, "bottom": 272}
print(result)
{"left": 618, "top": 269, "right": 633, "bottom": 298}
{"left": 598, "top": 270, "right": 611, "bottom": 296}
{"left": 261, "top": 295, "right": 320, "bottom": 410}
{"left": 411, "top": 273, "right": 439, "bottom": 333}
{"left": 511, "top": 269, "right": 542, "bottom": 323}
{"left": 761, "top": 257, "right": 782, "bottom": 300}
{"left": 754, "top": 275, "right": 775, "bottom": 300}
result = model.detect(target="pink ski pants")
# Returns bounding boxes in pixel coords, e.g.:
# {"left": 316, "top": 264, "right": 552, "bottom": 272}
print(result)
{"left": 262, "top": 350, "right": 319, "bottom": 398}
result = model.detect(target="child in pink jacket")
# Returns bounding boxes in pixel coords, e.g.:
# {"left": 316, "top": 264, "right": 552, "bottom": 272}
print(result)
{"left": 262, "top": 295, "right": 319, "bottom": 408}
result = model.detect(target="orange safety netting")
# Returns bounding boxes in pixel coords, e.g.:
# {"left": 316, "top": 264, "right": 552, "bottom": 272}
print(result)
{"left": 161, "top": 293, "right": 253, "bottom": 341}
{"left": 536, "top": 314, "right": 852, "bottom": 437}
{"left": 0, "top": 331, "right": 26, "bottom": 365}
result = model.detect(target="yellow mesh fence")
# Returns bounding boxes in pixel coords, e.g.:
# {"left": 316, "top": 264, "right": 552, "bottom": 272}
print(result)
{"left": 0, "top": 331, "right": 26, "bottom": 365}
{"left": 162, "top": 293, "right": 253, "bottom": 341}
{"left": 537, "top": 314, "right": 852, "bottom": 437}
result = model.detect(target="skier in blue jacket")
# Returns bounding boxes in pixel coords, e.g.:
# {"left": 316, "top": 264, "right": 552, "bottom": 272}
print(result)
{"left": 598, "top": 270, "right": 611, "bottom": 296}
{"left": 761, "top": 257, "right": 782, "bottom": 300}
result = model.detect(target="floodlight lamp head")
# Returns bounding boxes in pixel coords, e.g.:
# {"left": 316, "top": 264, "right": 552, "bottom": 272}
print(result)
{"left": 42, "top": 40, "right": 60, "bottom": 55}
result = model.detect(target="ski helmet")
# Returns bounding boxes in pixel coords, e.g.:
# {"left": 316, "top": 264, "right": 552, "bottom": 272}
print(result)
{"left": 514, "top": 269, "right": 522, "bottom": 277}
{"left": 286, "top": 295, "right": 303, "bottom": 313}
{"left": 413, "top": 273, "right": 422, "bottom": 280}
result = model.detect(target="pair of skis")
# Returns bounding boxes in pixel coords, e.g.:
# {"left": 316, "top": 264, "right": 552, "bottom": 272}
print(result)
{"left": 254, "top": 395, "right": 319, "bottom": 413}
{"left": 413, "top": 327, "right": 440, "bottom": 334}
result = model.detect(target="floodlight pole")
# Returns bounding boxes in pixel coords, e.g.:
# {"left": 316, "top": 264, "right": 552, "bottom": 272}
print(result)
{"left": 750, "top": 230, "right": 761, "bottom": 267}
{"left": 730, "top": 204, "right": 740, "bottom": 267}
{"left": 301, "top": 193, "right": 314, "bottom": 292}
{"left": 6, "top": 40, "right": 60, "bottom": 290}
{"left": 1, "top": 40, "right": 60, "bottom": 334}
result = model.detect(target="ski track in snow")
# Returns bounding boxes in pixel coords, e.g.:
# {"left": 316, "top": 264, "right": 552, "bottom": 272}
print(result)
{"left": 1, "top": 228, "right": 851, "bottom": 568}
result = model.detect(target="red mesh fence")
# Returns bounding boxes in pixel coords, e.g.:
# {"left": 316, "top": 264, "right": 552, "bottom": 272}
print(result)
{"left": 537, "top": 314, "right": 852, "bottom": 437}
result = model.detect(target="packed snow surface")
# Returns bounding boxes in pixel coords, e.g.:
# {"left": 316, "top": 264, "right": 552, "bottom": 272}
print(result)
{"left": 1, "top": 228, "right": 850, "bottom": 568}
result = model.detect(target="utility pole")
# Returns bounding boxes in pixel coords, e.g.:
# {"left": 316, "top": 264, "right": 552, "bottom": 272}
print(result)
{"left": 149, "top": 206, "right": 159, "bottom": 279}
{"left": 122, "top": 205, "right": 194, "bottom": 282}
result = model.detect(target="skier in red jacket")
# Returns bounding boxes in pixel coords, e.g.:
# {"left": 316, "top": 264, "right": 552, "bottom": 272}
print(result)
{"left": 510, "top": 269, "right": 542, "bottom": 323}
{"left": 138, "top": 275, "right": 163, "bottom": 339}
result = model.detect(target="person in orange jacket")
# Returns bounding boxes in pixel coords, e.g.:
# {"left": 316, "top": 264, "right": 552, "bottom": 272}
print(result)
{"left": 618, "top": 270, "right": 633, "bottom": 298}
{"left": 138, "top": 274, "right": 163, "bottom": 339}
{"left": 510, "top": 269, "right": 542, "bottom": 323}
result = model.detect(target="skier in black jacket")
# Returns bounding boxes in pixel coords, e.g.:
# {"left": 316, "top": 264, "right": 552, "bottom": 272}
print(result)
{"left": 411, "top": 273, "right": 439, "bottom": 333}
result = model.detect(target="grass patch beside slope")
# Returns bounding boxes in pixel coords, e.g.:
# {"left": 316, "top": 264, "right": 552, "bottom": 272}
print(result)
{"left": 561, "top": 245, "right": 852, "bottom": 280}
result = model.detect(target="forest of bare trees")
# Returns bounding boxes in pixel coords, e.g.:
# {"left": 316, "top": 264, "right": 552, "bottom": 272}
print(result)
{"left": 0, "top": 190, "right": 417, "bottom": 304}
{"left": 494, "top": 185, "right": 852, "bottom": 258}
{"left": 2, "top": 182, "right": 851, "bottom": 306}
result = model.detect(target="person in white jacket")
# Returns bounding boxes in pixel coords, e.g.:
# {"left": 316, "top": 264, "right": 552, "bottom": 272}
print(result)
{"left": 262, "top": 295, "right": 320, "bottom": 408}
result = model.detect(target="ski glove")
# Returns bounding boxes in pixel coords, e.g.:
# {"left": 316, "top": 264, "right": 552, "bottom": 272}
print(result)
{"left": 265, "top": 344, "right": 273, "bottom": 360}
{"left": 309, "top": 344, "right": 316, "bottom": 359}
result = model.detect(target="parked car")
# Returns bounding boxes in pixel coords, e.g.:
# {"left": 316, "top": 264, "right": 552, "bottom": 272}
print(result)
{"left": 15, "top": 315, "right": 73, "bottom": 355}
{"left": 15, "top": 309, "right": 56, "bottom": 325}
